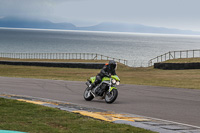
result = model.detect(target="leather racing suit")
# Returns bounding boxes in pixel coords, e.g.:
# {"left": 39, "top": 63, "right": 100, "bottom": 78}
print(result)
{"left": 90, "top": 60, "right": 117, "bottom": 91}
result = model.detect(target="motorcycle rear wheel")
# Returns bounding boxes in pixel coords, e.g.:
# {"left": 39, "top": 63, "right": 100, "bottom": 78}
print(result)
{"left": 83, "top": 87, "right": 94, "bottom": 101}
{"left": 105, "top": 89, "right": 118, "bottom": 104}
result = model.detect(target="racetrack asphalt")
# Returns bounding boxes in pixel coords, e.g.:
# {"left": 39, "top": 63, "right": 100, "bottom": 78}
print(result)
{"left": 0, "top": 76, "right": 199, "bottom": 127}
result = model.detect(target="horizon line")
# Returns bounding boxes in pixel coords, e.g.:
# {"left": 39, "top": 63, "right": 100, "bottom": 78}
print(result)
{"left": 1, "top": 27, "right": 200, "bottom": 37}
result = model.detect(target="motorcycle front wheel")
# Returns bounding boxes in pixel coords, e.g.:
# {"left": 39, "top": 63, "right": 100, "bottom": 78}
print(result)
{"left": 83, "top": 87, "right": 94, "bottom": 101}
{"left": 105, "top": 89, "right": 118, "bottom": 104}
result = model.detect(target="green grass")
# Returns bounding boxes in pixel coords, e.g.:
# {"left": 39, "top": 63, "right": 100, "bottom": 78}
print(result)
{"left": 164, "top": 57, "right": 200, "bottom": 63}
{"left": 118, "top": 67, "right": 200, "bottom": 89}
{"left": 0, "top": 98, "right": 155, "bottom": 133}
{"left": 0, "top": 58, "right": 199, "bottom": 89}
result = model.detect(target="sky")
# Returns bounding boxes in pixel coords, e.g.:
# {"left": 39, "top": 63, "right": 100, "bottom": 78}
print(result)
{"left": 0, "top": 0, "right": 200, "bottom": 31}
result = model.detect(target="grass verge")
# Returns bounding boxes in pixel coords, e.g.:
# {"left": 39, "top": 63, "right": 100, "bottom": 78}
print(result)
{"left": 164, "top": 57, "right": 200, "bottom": 63}
{"left": 0, "top": 58, "right": 199, "bottom": 89}
{"left": 0, "top": 98, "right": 155, "bottom": 133}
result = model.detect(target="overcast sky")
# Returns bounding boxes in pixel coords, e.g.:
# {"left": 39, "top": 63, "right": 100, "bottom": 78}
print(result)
{"left": 0, "top": 0, "right": 200, "bottom": 31}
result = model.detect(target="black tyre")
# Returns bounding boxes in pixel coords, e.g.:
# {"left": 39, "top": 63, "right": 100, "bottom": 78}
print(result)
{"left": 83, "top": 87, "right": 94, "bottom": 101}
{"left": 105, "top": 89, "right": 118, "bottom": 104}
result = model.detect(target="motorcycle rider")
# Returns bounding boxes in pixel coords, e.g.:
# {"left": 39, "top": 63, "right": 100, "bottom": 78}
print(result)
{"left": 89, "top": 60, "right": 117, "bottom": 93}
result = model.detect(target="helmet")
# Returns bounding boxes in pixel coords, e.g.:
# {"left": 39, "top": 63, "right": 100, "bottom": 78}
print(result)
{"left": 109, "top": 60, "right": 117, "bottom": 70}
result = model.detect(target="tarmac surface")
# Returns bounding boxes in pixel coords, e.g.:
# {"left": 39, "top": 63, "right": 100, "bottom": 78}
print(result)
{"left": 0, "top": 76, "right": 200, "bottom": 127}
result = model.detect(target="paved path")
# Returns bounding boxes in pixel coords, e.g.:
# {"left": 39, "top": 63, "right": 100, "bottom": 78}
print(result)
{"left": 0, "top": 77, "right": 200, "bottom": 127}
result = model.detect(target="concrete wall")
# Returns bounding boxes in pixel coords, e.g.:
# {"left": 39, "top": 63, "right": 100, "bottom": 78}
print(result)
{"left": 154, "top": 62, "right": 200, "bottom": 70}
{"left": 0, "top": 61, "right": 105, "bottom": 69}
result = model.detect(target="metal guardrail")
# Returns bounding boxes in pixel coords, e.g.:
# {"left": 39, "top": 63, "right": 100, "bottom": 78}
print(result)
{"left": 148, "top": 49, "right": 200, "bottom": 66}
{"left": 0, "top": 53, "right": 128, "bottom": 66}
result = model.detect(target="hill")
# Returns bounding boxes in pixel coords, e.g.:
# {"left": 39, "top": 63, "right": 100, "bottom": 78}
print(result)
{"left": 77, "top": 22, "right": 200, "bottom": 35}
{"left": 0, "top": 17, "right": 76, "bottom": 30}
{"left": 0, "top": 17, "right": 200, "bottom": 35}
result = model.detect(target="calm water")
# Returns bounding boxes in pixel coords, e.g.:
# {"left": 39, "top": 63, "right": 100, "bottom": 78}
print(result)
{"left": 1, "top": 28, "right": 200, "bottom": 66}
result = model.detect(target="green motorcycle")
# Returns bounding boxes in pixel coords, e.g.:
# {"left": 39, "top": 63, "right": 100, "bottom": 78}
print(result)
{"left": 84, "top": 75, "right": 120, "bottom": 104}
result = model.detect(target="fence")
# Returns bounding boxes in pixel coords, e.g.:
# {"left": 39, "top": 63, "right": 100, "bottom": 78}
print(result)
{"left": 0, "top": 53, "right": 128, "bottom": 66}
{"left": 148, "top": 49, "right": 200, "bottom": 66}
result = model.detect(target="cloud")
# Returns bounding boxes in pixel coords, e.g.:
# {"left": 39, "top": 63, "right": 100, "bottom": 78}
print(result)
{"left": 0, "top": 0, "right": 90, "bottom": 22}
{"left": 0, "top": 0, "right": 200, "bottom": 30}
{"left": 0, "top": 0, "right": 71, "bottom": 18}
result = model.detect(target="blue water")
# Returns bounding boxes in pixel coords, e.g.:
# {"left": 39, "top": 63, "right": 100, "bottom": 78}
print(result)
{"left": 1, "top": 28, "right": 200, "bottom": 66}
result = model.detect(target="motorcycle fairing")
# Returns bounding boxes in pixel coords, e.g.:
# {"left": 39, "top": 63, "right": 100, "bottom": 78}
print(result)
{"left": 90, "top": 75, "right": 120, "bottom": 83}
{"left": 111, "top": 75, "right": 120, "bottom": 81}
{"left": 109, "top": 86, "right": 117, "bottom": 92}
{"left": 90, "top": 77, "right": 96, "bottom": 83}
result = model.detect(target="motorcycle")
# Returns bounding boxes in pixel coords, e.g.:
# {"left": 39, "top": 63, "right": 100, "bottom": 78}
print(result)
{"left": 83, "top": 75, "right": 120, "bottom": 104}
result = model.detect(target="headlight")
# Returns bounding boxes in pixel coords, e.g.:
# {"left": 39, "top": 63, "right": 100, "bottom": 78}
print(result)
{"left": 116, "top": 81, "right": 120, "bottom": 85}
{"left": 112, "top": 79, "right": 116, "bottom": 84}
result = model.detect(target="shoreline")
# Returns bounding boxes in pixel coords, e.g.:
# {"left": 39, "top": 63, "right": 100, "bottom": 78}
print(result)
{"left": 1, "top": 27, "right": 200, "bottom": 37}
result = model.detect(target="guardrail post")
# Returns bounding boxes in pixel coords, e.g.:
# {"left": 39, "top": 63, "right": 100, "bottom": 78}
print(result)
{"left": 174, "top": 51, "right": 176, "bottom": 59}
{"left": 93, "top": 54, "right": 97, "bottom": 60}
{"left": 157, "top": 56, "right": 159, "bottom": 62}
{"left": 193, "top": 50, "right": 195, "bottom": 58}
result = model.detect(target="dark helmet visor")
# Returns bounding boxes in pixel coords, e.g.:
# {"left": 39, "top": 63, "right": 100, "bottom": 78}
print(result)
{"left": 110, "top": 64, "right": 116, "bottom": 70}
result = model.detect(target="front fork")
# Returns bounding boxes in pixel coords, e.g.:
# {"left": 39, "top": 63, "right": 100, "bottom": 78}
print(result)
{"left": 109, "top": 86, "right": 117, "bottom": 92}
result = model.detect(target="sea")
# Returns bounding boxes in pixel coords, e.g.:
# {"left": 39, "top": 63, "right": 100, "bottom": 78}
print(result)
{"left": 0, "top": 28, "right": 200, "bottom": 67}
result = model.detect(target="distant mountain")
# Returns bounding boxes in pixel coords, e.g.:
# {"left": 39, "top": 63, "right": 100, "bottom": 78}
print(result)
{"left": 0, "top": 16, "right": 76, "bottom": 30}
{"left": 77, "top": 22, "right": 200, "bottom": 35}
{"left": 0, "top": 17, "right": 200, "bottom": 35}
